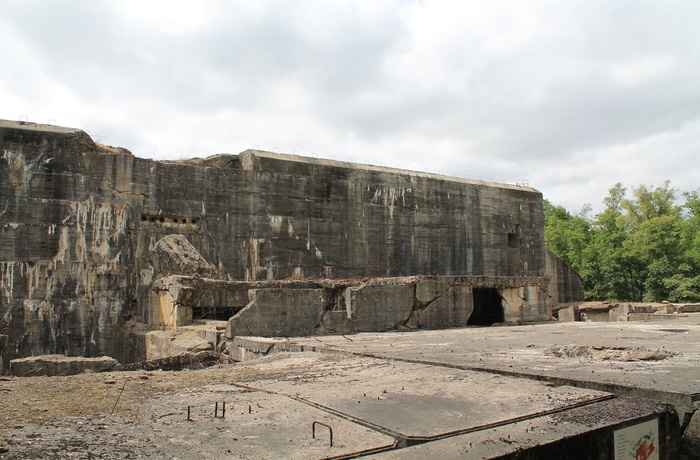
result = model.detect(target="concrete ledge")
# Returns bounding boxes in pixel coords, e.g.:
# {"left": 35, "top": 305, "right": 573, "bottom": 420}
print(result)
{"left": 227, "top": 336, "right": 325, "bottom": 362}
{"left": 218, "top": 275, "right": 551, "bottom": 338}
{"left": 9, "top": 355, "right": 118, "bottom": 377}
{"left": 568, "top": 302, "right": 696, "bottom": 323}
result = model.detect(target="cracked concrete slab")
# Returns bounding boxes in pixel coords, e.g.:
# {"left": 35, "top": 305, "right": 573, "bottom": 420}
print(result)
{"left": 286, "top": 315, "right": 700, "bottom": 415}
{"left": 0, "top": 348, "right": 685, "bottom": 458}
{"left": 243, "top": 355, "right": 612, "bottom": 441}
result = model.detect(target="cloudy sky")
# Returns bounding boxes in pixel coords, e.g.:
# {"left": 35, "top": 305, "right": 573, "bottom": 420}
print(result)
{"left": 2, "top": 0, "right": 699, "bottom": 213}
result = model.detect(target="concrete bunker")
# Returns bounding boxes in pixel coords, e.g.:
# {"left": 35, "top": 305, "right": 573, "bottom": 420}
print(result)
{"left": 0, "top": 120, "right": 584, "bottom": 369}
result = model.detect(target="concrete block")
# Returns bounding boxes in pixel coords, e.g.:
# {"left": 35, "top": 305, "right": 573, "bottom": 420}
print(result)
{"left": 147, "top": 290, "right": 192, "bottom": 329}
{"left": 628, "top": 304, "right": 654, "bottom": 313}
{"left": 683, "top": 408, "right": 700, "bottom": 452}
{"left": 617, "top": 304, "right": 630, "bottom": 321}
{"left": 350, "top": 284, "right": 414, "bottom": 332}
{"left": 415, "top": 279, "right": 471, "bottom": 328}
{"left": 557, "top": 306, "right": 578, "bottom": 322}
{"left": 518, "top": 286, "right": 552, "bottom": 323}
{"left": 676, "top": 303, "right": 700, "bottom": 313}
{"left": 628, "top": 313, "right": 680, "bottom": 322}
{"left": 227, "top": 288, "right": 330, "bottom": 337}
{"left": 608, "top": 308, "right": 620, "bottom": 322}
{"left": 149, "top": 234, "right": 220, "bottom": 279}
{"left": 654, "top": 305, "right": 675, "bottom": 314}
{"left": 10, "top": 355, "right": 118, "bottom": 377}
{"left": 317, "top": 310, "right": 358, "bottom": 335}
{"left": 580, "top": 310, "right": 610, "bottom": 322}
{"left": 143, "top": 330, "right": 213, "bottom": 361}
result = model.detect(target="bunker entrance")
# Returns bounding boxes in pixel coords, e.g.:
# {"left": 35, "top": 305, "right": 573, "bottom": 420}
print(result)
{"left": 468, "top": 288, "right": 504, "bottom": 326}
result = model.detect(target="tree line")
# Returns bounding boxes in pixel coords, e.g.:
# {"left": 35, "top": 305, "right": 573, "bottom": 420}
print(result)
{"left": 544, "top": 181, "right": 700, "bottom": 303}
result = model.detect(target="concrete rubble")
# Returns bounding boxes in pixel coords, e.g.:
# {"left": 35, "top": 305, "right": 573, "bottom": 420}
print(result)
{"left": 556, "top": 301, "right": 700, "bottom": 323}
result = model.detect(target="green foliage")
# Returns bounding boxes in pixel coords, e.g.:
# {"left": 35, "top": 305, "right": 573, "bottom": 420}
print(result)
{"left": 544, "top": 181, "right": 700, "bottom": 303}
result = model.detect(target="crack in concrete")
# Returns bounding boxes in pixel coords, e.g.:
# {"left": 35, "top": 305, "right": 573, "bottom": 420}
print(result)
{"left": 228, "top": 366, "right": 616, "bottom": 456}
{"left": 403, "top": 280, "right": 466, "bottom": 328}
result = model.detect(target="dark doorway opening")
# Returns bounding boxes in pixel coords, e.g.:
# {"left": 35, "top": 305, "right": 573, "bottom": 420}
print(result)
{"left": 193, "top": 306, "right": 242, "bottom": 321}
{"left": 468, "top": 288, "right": 504, "bottom": 325}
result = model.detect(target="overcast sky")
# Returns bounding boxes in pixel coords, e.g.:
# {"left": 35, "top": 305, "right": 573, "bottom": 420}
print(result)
{"left": 2, "top": 0, "right": 699, "bottom": 214}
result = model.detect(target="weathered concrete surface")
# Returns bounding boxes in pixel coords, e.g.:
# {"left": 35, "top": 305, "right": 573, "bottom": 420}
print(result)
{"left": 149, "top": 234, "right": 222, "bottom": 279}
{"left": 120, "top": 350, "right": 219, "bottom": 371}
{"left": 0, "top": 363, "right": 397, "bottom": 459}
{"left": 545, "top": 247, "right": 584, "bottom": 305}
{"left": 557, "top": 301, "right": 700, "bottom": 323}
{"left": 226, "top": 318, "right": 700, "bottom": 456}
{"left": 0, "top": 351, "right": 685, "bottom": 458}
{"left": 0, "top": 120, "right": 580, "bottom": 368}
{"left": 373, "top": 398, "right": 678, "bottom": 459}
{"left": 556, "top": 304, "right": 580, "bottom": 322}
{"left": 253, "top": 355, "right": 614, "bottom": 441}
{"left": 9, "top": 354, "right": 117, "bottom": 376}
{"left": 229, "top": 288, "right": 331, "bottom": 337}
{"left": 141, "top": 329, "right": 214, "bottom": 361}
{"left": 283, "top": 315, "right": 700, "bottom": 419}
{"left": 684, "top": 408, "right": 700, "bottom": 453}
{"left": 221, "top": 275, "right": 552, "bottom": 338}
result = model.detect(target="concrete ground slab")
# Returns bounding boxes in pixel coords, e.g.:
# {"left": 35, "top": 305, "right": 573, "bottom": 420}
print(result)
{"left": 286, "top": 315, "right": 700, "bottom": 413}
{"left": 0, "top": 351, "right": 685, "bottom": 459}
{"left": 1, "top": 378, "right": 395, "bottom": 459}
{"left": 5, "top": 318, "right": 699, "bottom": 458}
{"left": 241, "top": 354, "right": 612, "bottom": 441}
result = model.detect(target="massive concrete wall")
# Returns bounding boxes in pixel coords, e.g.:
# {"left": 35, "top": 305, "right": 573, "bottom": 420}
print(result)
{"left": 227, "top": 150, "right": 546, "bottom": 280}
{"left": 0, "top": 120, "right": 567, "bottom": 368}
{"left": 545, "top": 248, "right": 584, "bottom": 304}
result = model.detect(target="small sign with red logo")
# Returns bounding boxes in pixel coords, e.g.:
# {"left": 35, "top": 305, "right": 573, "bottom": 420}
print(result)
{"left": 614, "top": 418, "right": 659, "bottom": 460}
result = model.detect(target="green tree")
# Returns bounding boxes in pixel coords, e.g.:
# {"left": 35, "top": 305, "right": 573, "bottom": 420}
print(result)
{"left": 618, "top": 181, "right": 682, "bottom": 301}
{"left": 544, "top": 181, "right": 699, "bottom": 303}
{"left": 586, "top": 183, "right": 643, "bottom": 301}
{"left": 665, "top": 190, "right": 700, "bottom": 302}
{"left": 543, "top": 200, "right": 590, "bottom": 271}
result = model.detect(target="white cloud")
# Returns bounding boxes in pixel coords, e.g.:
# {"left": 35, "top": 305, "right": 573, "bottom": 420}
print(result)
{"left": 1, "top": 0, "right": 699, "bottom": 213}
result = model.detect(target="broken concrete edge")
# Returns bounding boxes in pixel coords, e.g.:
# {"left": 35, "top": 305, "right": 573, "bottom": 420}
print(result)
{"left": 152, "top": 273, "right": 551, "bottom": 290}
{"left": 682, "top": 407, "right": 700, "bottom": 453}
{"left": 7, "top": 350, "right": 226, "bottom": 376}
{"left": 222, "top": 336, "right": 346, "bottom": 363}
{"left": 0, "top": 120, "right": 138, "bottom": 160}
{"left": 379, "top": 397, "right": 684, "bottom": 459}
{"left": 142, "top": 272, "right": 555, "bottom": 338}
{"left": 149, "top": 234, "right": 227, "bottom": 280}
{"left": 8, "top": 355, "right": 119, "bottom": 377}
{"left": 120, "top": 350, "right": 222, "bottom": 372}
